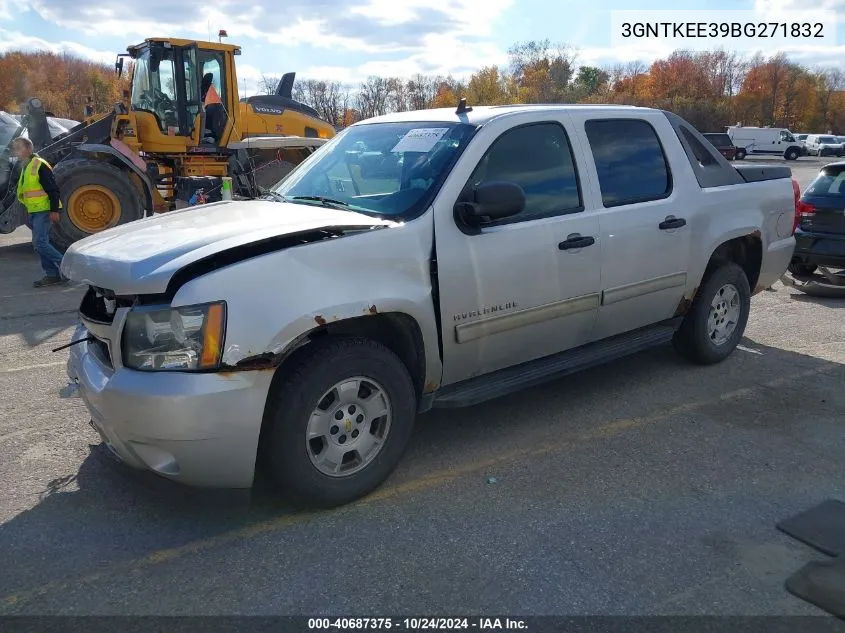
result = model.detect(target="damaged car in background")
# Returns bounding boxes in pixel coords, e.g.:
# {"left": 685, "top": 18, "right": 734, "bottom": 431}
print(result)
{"left": 62, "top": 103, "right": 797, "bottom": 507}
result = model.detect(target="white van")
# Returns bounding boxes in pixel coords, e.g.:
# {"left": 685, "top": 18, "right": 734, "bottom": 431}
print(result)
{"left": 805, "top": 134, "right": 844, "bottom": 157}
{"left": 726, "top": 126, "right": 804, "bottom": 161}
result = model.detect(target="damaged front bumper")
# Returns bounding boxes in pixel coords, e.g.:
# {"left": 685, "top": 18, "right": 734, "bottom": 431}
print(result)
{"left": 66, "top": 323, "right": 274, "bottom": 488}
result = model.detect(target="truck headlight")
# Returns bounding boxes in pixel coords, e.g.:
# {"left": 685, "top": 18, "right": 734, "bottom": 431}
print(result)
{"left": 122, "top": 302, "right": 226, "bottom": 371}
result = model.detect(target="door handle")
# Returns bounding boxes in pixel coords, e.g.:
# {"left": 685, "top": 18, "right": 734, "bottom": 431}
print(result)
{"left": 659, "top": 217, "right": 686, "bottom": 230}
{"left": 559, "top": 234, "right": 595, "bottom": 250}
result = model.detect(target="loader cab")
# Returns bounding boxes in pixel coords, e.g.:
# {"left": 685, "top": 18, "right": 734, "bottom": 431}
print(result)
{"left": 126, "top": 39, "right": 237, "bottom": 150}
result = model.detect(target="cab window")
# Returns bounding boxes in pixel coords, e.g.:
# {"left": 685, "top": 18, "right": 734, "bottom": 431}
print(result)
{"left": 199, "top": 53, "right": 226, "bottom": 105}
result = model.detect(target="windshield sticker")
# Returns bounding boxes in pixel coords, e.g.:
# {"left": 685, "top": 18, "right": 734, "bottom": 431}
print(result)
{"left": 391, "top": 128, "right": 449, "bottom": 153}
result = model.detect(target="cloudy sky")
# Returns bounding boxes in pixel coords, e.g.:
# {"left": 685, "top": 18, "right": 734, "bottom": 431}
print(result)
{"left": 0, "top": 0, "right": 843, "bottom": 93}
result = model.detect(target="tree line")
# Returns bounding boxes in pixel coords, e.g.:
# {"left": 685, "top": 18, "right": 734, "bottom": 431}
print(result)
{"left": 0, "top": 51, "right": 130, "bottom": 121}
{"left": 277, "top": 41, "right": 845, "bottom": 134}
{"left": 3, "top": 41, "right": 843, "bottom": 135}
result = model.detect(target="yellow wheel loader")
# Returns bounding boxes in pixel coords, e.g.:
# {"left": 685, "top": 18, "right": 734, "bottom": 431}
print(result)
{"left": 0, "top": 38, "right": 336, "bottom": 250}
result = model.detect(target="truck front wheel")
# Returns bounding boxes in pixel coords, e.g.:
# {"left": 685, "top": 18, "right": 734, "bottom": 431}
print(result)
{"left": 672, "top": 263, "right": 751, "bottom": 365}
{"left": 261, "top": 337, "right": 417, "bottom": 508}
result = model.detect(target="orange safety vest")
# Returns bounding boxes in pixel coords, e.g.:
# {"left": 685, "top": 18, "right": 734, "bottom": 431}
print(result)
{"left": 204, "top": 84, "right": 222, "bottom": 106}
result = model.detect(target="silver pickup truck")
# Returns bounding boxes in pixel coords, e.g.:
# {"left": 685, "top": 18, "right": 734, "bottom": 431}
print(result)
{"left": 62, "top": 104, "right": 798, "bottom": 507}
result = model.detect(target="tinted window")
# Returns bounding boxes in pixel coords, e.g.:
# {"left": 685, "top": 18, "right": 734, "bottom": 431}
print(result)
{"left": 806, "top": 166, "right": 845, "bottom": 199}
{"left": 585, "top": 119, "right": 671, "bottom": 206}
{"left": 467, "top": 122, "right": 582, "bottom": 223}
{"left": 820, "top": 136, "right": 836, "bottom": 143}
{"left": 704, "top": 134, "right": 731, "bottom": 146}
{"left": 683, "top": 128, "right": 718, "bottom": 165}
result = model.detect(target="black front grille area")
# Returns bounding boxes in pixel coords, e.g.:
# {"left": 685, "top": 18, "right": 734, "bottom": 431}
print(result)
{"left": 79, "top": 286, "right": 133, "bottom": 324}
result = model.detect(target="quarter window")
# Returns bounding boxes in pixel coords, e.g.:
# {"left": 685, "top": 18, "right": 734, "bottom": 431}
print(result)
{"left": 585, "top": 119, "right": 671, "bottom": 207}
{"left": 466, "top": 122, "right": 582, "bottom": 224}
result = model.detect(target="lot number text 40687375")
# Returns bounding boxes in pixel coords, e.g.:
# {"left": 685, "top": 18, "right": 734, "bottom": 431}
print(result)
{"left": 307, "top": 618, "right": 529, "bottom": 630}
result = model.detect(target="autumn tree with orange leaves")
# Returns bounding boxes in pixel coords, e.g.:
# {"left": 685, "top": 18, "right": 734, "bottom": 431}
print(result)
{"left": 4, "top": 44, "right": 844, "bottom": 134}
{"left": 0, "top": 51, "right": 128, "bottom": 119}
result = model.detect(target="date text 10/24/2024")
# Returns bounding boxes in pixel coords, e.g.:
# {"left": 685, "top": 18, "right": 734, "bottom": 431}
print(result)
{"left": 308, "top": 618, "right": 529, "bottom": 630}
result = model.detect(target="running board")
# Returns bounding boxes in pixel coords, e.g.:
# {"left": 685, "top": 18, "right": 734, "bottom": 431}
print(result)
{"left": 431, "top": 322, "right": 679, "bottom": 409}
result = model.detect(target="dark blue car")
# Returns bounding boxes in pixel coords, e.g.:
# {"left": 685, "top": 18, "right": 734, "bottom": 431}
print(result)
{"left": 790, "top": 161, "right": 845, "bottom": 276}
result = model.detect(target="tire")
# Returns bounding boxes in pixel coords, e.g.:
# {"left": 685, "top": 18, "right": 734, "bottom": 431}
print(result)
{"left": 785, "top": 148, "right": 799, "bottom": 161}
{"left": 50, "top": 158, "right": 144, "bottom": 252}
{"left": 261, "top": 336, "right": 417, "bottom": 508}
{"left": 672, "top": 262, "right": 751, "bottom": 365}
{"left": 788, "top": 262, "right": 817, "bottom": 277}
{"left": 735, "top": 148, "right": 747, "bottom": 160}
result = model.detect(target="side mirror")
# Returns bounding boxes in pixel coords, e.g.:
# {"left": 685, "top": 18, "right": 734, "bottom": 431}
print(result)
{"left": 455, "top": 181, "right": 525, "bottom": 225}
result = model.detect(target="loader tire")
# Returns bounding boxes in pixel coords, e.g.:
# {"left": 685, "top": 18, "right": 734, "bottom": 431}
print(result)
{"left": 50, "top": 159, "right": 144, "bottom": 253}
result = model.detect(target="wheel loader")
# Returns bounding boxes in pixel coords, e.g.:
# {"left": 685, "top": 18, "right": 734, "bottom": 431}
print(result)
{"left": 0, "top": 37, "right": 336, "bottom": 251}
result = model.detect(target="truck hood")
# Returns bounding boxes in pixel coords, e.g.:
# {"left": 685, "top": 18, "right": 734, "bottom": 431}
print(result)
{"left": 60, "top": 200, "right": 395, "bottom": 295}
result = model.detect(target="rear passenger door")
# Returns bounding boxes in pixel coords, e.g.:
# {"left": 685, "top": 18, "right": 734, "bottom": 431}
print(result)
{"left": 576, "top": 116, "right": 692, "bottom": 340}
{"left": 433, "top": 116, "right": 601, "bottom": 384}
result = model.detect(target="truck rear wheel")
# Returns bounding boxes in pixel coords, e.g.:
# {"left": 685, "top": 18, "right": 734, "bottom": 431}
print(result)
{"left": 261, "top": 337, "right": 417, "bottom": 508}
{"left": 672, "top": 263, "right": 750, "bottom": 365}
{"left": 50, "top": 158, "right": 144, "bottom": 252}
{"left": 735, "top": 148, "right": 747, "bottom": 160}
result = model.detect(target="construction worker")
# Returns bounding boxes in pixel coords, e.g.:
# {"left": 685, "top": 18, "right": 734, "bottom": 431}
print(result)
{"left": 11, "top": 137, "right": 66, "bottom": 287}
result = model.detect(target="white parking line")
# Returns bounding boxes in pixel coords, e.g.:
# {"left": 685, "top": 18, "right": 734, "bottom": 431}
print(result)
{"left": 0, "top": 361, "right": 66, "bottom": 374}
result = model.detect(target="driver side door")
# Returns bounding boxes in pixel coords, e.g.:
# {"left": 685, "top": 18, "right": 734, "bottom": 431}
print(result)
{"left": 433, "top": 116, "right": 602, "bottom": 385}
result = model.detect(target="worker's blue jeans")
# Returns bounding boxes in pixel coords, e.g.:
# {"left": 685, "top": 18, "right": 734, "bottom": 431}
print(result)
{"left": 30, "top": 211, "right": 64, "bottom": 278}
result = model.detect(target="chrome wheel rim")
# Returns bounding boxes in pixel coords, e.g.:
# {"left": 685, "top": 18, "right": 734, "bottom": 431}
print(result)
{"left": 708, "top": 283, "right": 741, "bottom": 346}
{"left": 306, "top": 376, "right": 392, "bottom": 477}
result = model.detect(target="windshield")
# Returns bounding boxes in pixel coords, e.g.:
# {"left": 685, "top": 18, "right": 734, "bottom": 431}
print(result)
{"left": 272, "top": 121, "right": 478, "bottom": 220}
{"left": 820, "top": 136, "right": 837, "bottom": 144}
{"left": 130, "top": 47, "right": 178, "bottom": 133}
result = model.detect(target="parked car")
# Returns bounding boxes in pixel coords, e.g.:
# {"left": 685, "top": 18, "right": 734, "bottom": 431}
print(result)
{"left": 789, "top": 161, "right": 845, "bottom": 276}
{"left": 726, "top": 126, "right": 804, "bottom": 160}
{"left": 62, "top": 104, "right": 799, "bottom": 507}
{"left": 805, "top": 134, "right": 843, "bottom": 157}
{"left": 702, "top": 133, "right": 737, "bottom": 160}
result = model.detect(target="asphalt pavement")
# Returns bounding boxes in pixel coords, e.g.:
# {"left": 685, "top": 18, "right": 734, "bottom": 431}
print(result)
{"left": 1, "top": 156, "right": 844, "bottom": 617}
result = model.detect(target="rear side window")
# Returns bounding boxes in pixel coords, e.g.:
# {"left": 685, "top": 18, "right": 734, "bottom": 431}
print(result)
{"left": 585, "top": 119, "right": 671, "bottom": 207}
{"left": 806, "top": 167, "right": 845, "bottom": 198}
{"left": 704, "top": 134, "right": 731, "bottom": 146}
{"left": 683, "top": 128, "right": 718, "bottom": 165}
